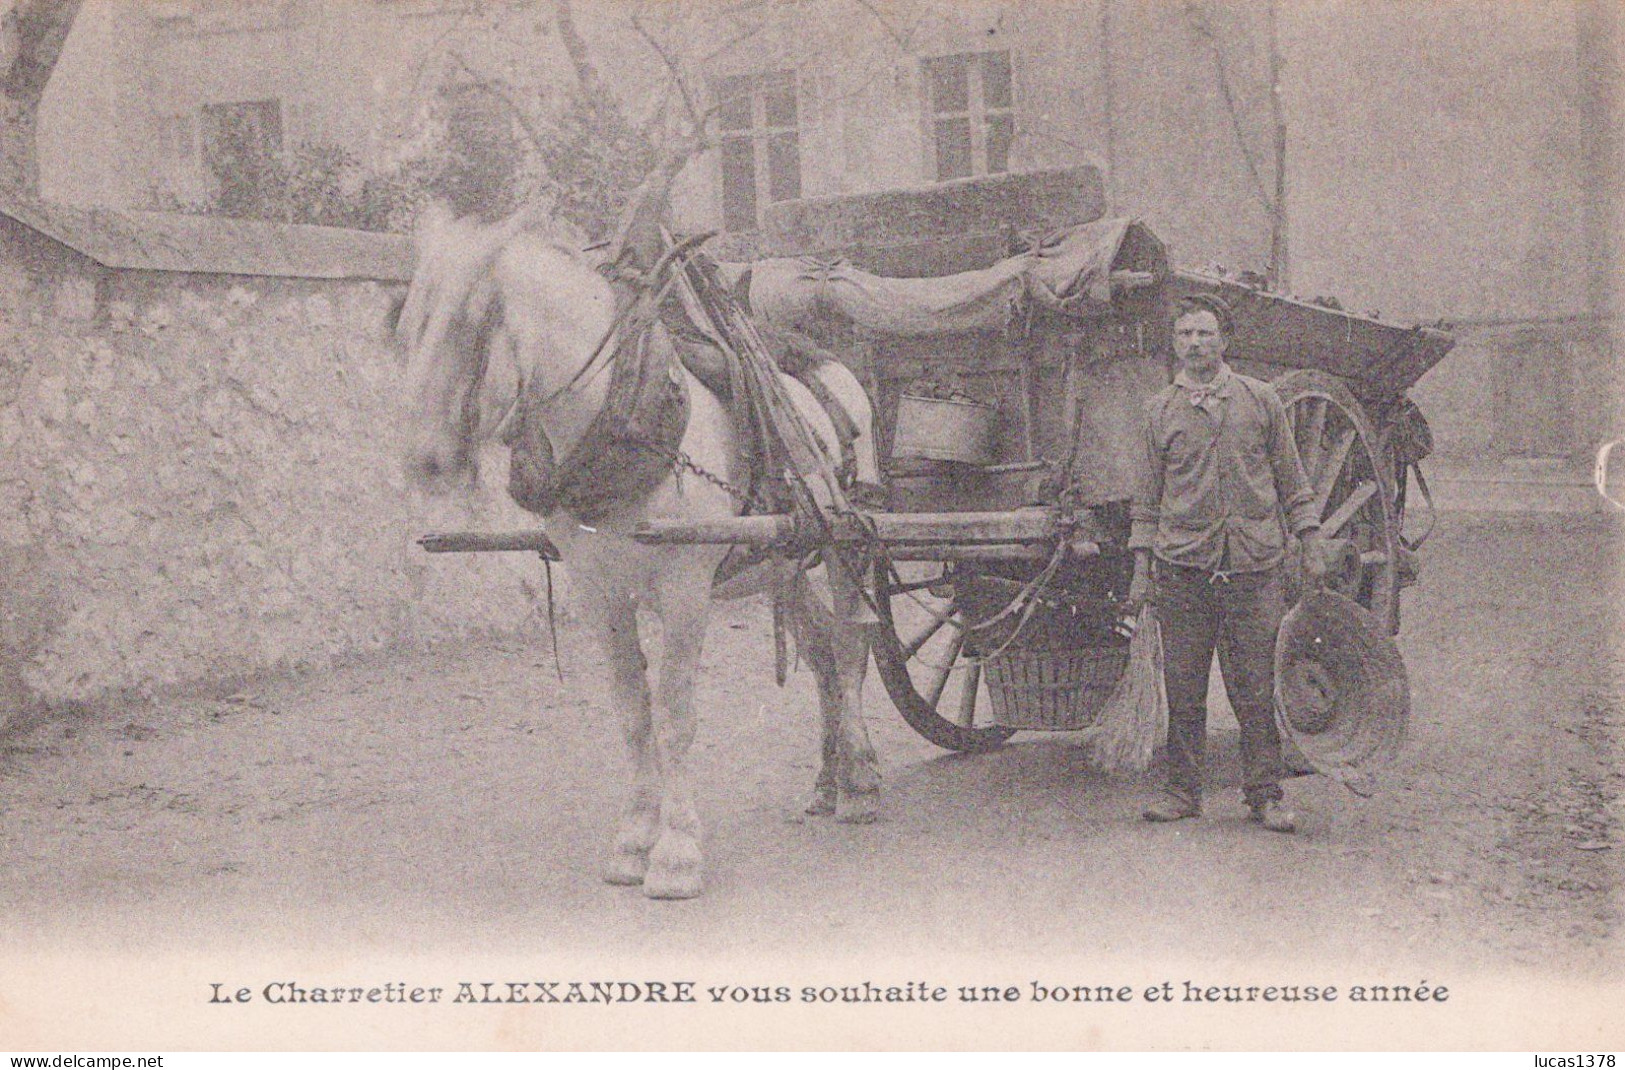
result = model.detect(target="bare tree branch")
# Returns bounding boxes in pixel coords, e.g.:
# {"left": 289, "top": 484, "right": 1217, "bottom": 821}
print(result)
{"left": 1183, "top": 0, "right": 1278, "bottom": 220}
{"left": 401, "top": 6, "right": 485, "bottom": 116}
{"left": 849, "top": 0, "right": 914, "bottom": 50}
{"left": 552, "top": 0, "right": 605, "bottom": 100}
{"left": 700, "top": 20, "right": 768, "bottom": 64}
{"left": 629, "top": 8, "right": 707, "bottom": 143}
{"left": 637, "top": 96, "right": 673, "bottom": 142}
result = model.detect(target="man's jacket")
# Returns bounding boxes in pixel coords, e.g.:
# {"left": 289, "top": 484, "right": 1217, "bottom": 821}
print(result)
{"left": 1129, "top": 365, "right": 1320, "bottom": 573}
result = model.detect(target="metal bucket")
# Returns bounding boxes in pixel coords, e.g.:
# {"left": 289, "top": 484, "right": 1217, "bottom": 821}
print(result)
{"left": 893, "top": 395, "right": 997, "bottom": 466}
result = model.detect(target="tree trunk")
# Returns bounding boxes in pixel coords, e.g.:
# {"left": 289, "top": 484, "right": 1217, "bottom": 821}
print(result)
{"left": 1266, "top": 0, "right": 1289, "bottom": 291}
{"left": 0, "top": 0, "right": 85, "bottom": 198}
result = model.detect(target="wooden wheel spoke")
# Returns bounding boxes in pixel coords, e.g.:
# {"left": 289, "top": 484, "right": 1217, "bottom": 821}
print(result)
{"left": 923, "top": 630, "right": 967, "bottom": 709}
{"left": 902, "top": 608, "right": 954, "bottom": 658}
{"left": 1313, "top": 428, "right": 1357, "bottom": 514}
{"left": 955, "top": 661, "right": 981, "bottom": 728}
{"left": 871, "top": 558, "right": 1016, "bottom": 752}
{"left": 1322, "top": 479, "right": 1378, "bottom": 536}
{"left": 1276, "top": 369, "right": 1403, "bottom": 635}
{"left": 884, "top": 575, "right": 948, "bottom": 597}
{"left": 1297, "top": 398, "right": 1328, "bottom": 472}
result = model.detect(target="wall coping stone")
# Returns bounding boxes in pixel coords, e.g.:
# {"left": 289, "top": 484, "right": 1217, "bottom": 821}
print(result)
{"left": 0, "top": 191, "right": 412, "bottom": 281}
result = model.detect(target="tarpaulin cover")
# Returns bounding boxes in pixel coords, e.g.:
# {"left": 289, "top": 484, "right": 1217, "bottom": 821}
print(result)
{"left": 747, "top": 217, "right": 1149, "bottom": 336}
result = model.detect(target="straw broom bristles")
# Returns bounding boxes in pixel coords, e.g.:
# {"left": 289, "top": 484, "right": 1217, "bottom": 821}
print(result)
{"left": 1084, "top": 606, "right": 1169, "bottom": 772}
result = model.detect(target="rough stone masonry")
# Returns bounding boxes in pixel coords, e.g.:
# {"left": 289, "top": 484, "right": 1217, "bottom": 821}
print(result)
{"left": 0, "top": 207, "right": 545, "bottom": 724}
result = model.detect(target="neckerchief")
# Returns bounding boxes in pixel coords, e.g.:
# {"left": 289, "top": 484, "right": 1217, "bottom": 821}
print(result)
{"left": 1174, "top": 362, "right": 1234, "bottom": 415}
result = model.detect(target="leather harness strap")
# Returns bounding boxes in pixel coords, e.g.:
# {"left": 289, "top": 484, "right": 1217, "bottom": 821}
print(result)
{"left": 504, "top": 312, "right": 692, "bottom": 525}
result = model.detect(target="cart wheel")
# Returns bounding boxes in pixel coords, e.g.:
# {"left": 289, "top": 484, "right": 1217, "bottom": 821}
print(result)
{"left": 1275, "top": 369, "right": 1401, "bottom": 634}
{"left": 870, "top": 559, "right": 1017, "bottom": 753}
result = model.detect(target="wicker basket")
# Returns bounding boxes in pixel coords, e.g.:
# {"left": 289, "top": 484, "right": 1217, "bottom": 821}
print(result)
{"left": 984, "top": 643, "right": 1129, "bottom": 730}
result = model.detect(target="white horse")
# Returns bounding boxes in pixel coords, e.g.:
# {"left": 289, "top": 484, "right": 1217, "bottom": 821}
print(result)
{"left": 397, "top": 206, "right": 883, "bottom": 899}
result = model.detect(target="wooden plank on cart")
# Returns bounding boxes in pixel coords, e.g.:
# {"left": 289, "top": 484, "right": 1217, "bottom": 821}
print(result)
{"left": 712, "top": 166, "right": 1107, "bottom": 276}
{"left": 1171, "top": 272, "right": 1455, "bottom": 399}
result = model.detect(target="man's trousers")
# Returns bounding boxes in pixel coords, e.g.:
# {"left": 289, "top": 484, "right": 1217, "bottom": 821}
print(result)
{"left": 1154, "top": 561, "right": 1288, "bottom": 808}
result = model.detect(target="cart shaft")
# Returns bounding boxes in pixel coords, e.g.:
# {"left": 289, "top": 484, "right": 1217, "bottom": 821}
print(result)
{"left": 418, "top": 530, "right": 563, "bottom": 560}
{"left": 632, "top": 509, "right": 1061, "bottom": 548}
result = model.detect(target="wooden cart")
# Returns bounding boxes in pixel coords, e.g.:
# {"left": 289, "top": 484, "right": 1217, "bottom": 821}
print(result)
{"left": 727, "top": 168, "right": 1453, "bottom": 753}
{"left": 428, "top": 167, "right": 1454, "bottom": 755}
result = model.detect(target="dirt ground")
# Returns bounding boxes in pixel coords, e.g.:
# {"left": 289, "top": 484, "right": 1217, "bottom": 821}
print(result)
{"left": 0, "top": 512, "right": 1619, "bottom": 1049}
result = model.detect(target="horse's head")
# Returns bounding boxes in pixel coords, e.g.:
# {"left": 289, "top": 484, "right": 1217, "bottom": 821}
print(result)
{"left": 397, "top": 203, "right": 621, "bottom": 498}
{"left": 396, "top": 204, "right": 516, "bottom": 496}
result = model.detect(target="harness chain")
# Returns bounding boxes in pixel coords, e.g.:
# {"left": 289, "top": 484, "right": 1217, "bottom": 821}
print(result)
{"left": 622, "top": 434, "right": 769, "bottom": 513}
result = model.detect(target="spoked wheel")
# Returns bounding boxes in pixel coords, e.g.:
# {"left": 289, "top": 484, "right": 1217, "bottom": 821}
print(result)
{"left": 870, "top": 559, "right": 1017, "bottom": 753}
{"left": 1275, "top": 369, "right": 1401, "bottom": 633}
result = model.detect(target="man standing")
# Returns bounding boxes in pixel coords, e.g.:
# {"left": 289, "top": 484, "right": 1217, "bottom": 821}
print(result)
{"left": 1126, "top": 294, "right": 1325, "bottom": 833}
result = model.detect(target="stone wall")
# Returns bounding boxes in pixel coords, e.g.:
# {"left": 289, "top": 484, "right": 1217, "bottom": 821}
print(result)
{"left": 0, "top": 214, "right": 544, "bottom": 724}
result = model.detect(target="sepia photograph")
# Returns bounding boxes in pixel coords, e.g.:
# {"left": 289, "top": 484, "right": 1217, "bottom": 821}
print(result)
{"left": 0, "top": 0, "right": 1620, "bottom": 1053}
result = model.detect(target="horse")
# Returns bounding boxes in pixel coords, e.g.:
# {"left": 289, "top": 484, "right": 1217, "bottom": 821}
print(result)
{"left": 396, "top": 204, "right": 884, "bottom": 899}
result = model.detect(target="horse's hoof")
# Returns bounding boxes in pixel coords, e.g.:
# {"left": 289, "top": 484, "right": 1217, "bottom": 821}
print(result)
{"left": 642, "top": 838, "right": 703, "bottom": 899}
{"left": 836, "top": 792, "right": 881, "bottom": 825}
{"left": 601, "top": 839, "right": 650, "bottom": 878}
{"left": 804, "top": 786, "right": 838, "bottom": 817}
{"left": 641, "top": 864, "right": 703, "bottom": 899}
{"left": 603, "top": 846, "right": 650, "bottom": 886}
{"left": 642, "top": 875, "right": 703, "bottom": 900}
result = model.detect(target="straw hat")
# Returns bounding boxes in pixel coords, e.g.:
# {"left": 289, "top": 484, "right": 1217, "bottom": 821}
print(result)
{"left": 1274, "top": 589, "right": 1410, "bottom": 796}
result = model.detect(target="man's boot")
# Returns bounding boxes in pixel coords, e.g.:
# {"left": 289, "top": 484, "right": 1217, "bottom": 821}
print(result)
{"left": 1142, "top": 792, "right": 1201, "bottom": 822}
{"left": 1249, "top": 799, "right": 1297, "bottom": 833}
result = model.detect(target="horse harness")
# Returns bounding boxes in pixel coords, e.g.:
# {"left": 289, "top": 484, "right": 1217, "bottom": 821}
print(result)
{"left": 502, "top": 302, "right": 692, "bottom": 526}
{"left": 501, "top": 251, "right": 864, "bottom": 526}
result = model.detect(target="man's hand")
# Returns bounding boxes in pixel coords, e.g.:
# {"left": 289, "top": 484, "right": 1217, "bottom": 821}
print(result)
{"left": 1114, "top": 553, "right": 1154, "bottom": 638}
{"left": 1124, "top": 550, "right": 1154, "bottom": 617}
{"left": 1299, "top": 529, "right": 1328, "bottom": 588}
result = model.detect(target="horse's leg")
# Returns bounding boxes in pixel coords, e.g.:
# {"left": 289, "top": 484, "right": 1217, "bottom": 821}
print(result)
{"left": 785, "top": 584, "right": 841, "bottom": 817}
{"left": 588, "top": 592, "right": 660, "bottom": 887}
{"left": 824, "top": 556, "right": 883, "bottom": 825}
{"left": 641, "top": 559, "right": 712, "bottom": 900}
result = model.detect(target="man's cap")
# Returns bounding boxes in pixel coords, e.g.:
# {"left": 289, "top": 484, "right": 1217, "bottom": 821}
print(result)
{"left": 1273, "top": 589, "right": 1410, "bottom": 797}
{"left": 1175, "top": 293, "right": 1234, "bottom": 334}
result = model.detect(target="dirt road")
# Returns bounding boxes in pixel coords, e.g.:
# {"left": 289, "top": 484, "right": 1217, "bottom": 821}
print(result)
{"left": 0, "top": 513, "right": 1618, "bottom": 1049}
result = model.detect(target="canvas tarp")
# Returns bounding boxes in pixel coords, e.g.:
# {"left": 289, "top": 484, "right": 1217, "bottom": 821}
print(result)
{"left": 745, "top": 217, "right": 1151, "bottom": 336}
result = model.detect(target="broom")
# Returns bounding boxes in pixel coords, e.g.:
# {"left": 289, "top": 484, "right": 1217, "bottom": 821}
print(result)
{"left": 1084, "top": 605, "right": 1168, "bottom": 772}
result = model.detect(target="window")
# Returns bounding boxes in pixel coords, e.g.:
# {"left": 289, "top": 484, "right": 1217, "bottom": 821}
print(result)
{"left": 924, "top": 51, "right": 1014, "bottom": 181}
{"left": 715, "top": 71, "right": 802, "bottom": 232}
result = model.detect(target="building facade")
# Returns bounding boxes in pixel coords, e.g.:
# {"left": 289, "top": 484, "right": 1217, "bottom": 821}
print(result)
{"left": 34, "top": 0, "right": 1625, "bottom": 480}
{"left": 40, "top": 1, "right": 1280, "bottom": 262}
